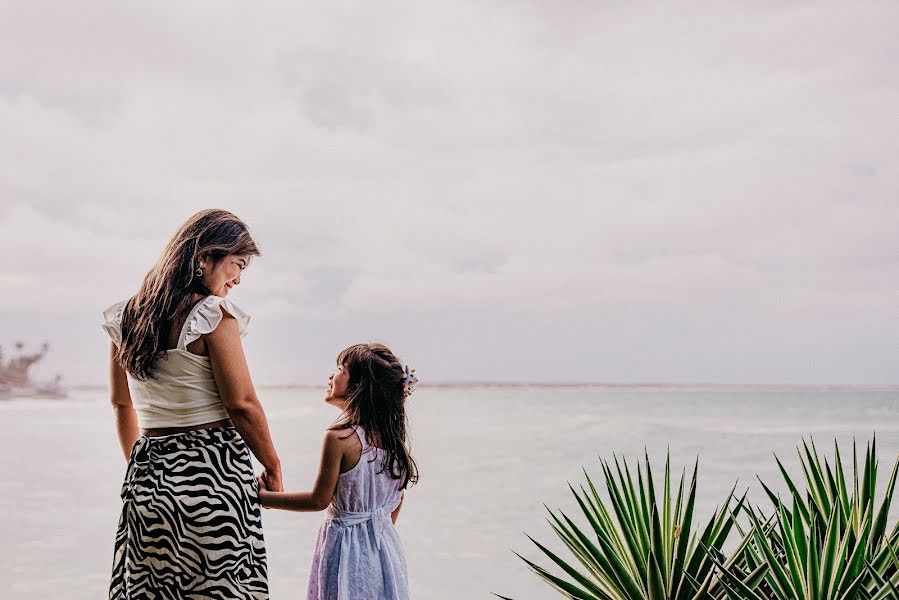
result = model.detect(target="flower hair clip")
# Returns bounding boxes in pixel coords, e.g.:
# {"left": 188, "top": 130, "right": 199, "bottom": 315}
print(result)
{"left": 401, "top": 365, "right": 419, "bottom": 398}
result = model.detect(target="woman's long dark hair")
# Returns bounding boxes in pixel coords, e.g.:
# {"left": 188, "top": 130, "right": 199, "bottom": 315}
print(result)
{"left": 333, "top": 343, "right": 419, "bottom": 489}
{"left": 117, "top": 209, "right": 260, "bottom": 379}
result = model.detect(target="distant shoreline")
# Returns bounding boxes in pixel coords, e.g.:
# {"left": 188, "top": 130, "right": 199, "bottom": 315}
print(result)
{"left": 67, "top": 382, "right": 899, "bottom": 392}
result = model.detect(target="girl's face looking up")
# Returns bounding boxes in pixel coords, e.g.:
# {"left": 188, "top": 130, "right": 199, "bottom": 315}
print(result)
{"left": 325, "top": 362, "right": 350, "bottom": 408}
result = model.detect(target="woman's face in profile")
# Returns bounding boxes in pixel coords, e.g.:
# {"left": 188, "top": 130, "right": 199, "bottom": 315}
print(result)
{"left": 202, "top": 254, "right": 249, "bottom": 297}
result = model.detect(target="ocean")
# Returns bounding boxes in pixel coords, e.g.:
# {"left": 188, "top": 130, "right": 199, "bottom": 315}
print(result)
{"left": 2, "top": 387, "right": 897, "bottom": 599}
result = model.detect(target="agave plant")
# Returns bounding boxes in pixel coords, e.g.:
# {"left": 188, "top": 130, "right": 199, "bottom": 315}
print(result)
{"left": 499, "top": 452, "right": 753, "bottom": 600}
{"left": 715, "top": 438, "right": 899, "bottom": 600}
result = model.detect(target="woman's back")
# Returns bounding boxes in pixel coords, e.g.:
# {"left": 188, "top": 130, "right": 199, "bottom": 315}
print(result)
{"left": 102, "top": 295, "right": 249, "bottom": 428}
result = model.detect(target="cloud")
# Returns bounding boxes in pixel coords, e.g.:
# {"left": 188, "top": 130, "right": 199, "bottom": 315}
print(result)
{"left": 1, "top": 0, "right": 896, "bottom": 383}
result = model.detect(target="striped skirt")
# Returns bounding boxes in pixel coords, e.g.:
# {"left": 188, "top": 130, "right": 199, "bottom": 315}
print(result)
{"left": 109, "top": 427, "right": 268, "bottom": 599}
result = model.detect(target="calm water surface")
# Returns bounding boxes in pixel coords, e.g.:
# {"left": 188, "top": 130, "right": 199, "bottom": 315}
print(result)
{"left": 1, "top": 388, "right": 897, "bottom": 599}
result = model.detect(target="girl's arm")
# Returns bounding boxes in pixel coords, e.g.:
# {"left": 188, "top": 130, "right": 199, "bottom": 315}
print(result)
{"left": 391, "top": 491, "right": 404, "bottom": 524}
{"left": 206, "top": 313, "right": 283, "bottom": 492}
{"left": 110, "top": 342, "right": 138, "bottom": 462}
{"left": 259, "top": 430, "right": 344, "bottom": 512}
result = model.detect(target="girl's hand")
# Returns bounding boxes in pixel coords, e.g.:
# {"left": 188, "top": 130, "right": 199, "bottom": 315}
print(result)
{"left": 257, "top": 474, "right": 268, "bottom": 491}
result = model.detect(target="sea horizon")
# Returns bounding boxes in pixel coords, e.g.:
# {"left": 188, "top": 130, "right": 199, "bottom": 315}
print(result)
{"left": 64, "top": 381, "right": 899, "bottom": 392}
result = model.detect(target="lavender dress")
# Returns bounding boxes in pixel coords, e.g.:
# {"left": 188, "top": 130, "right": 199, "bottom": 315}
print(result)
{"left": 307, "top": 425, "right": 410, "bottom": 600}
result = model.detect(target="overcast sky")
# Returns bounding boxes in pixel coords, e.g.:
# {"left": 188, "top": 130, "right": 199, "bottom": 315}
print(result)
{"left": 1, "top": 1, "right": 896, "bottom": 386}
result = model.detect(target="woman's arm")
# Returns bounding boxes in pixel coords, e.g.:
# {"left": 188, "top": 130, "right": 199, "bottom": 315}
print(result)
{"left": 109, "top": 342, "right": 138, "bottom": 462}
{"left": 206, "top": 314, "right": 283, "bottom": 492}
{"left": 259, "top": 430, "right": 344, "bottom": 512}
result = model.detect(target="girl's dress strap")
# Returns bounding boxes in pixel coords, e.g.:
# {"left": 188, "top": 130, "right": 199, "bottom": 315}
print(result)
{"left": 350, "top": 424, "right": 368, "bottom": 449}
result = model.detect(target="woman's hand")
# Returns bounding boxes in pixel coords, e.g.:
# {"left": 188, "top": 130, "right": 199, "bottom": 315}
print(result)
{"left": 256, "top": 473, "right": 273, "bottom": 509}
{"left": 260, "top": 466, "right": 283, "bottom": 492}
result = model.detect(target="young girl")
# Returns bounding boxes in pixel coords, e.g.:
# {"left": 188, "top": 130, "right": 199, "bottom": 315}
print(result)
{"left": 259, "top": 342, "right": 419, "bottom": 600}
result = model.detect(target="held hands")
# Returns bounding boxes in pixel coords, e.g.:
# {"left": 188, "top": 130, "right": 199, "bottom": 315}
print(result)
{"left": 256, "top": 474, "right": 270, "bottom": 509}
{"left": 259, "top": 466, "right": 283, "bottom": 493}
{"left": 256, "top": 470, "right": 278, "bottom": 510}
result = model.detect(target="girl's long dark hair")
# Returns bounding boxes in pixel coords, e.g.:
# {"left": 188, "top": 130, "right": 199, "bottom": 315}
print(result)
{"left": 117, "top": 209, "right": 260, "bottom": 379}
{"left": 333, "top": 343, "right": 419, "bottom": 489}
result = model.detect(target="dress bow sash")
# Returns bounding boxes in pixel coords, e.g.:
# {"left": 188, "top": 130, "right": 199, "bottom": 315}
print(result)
{"left": 326, "top": 504, "right": 396, "bottom": 550}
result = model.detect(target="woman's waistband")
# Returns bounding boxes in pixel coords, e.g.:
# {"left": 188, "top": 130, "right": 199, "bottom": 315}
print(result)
{"left": 134, "top": 426, "right": 242, "bottom": 453}
{"left": 141, "top": 418, "right": 233, "bottom": 437}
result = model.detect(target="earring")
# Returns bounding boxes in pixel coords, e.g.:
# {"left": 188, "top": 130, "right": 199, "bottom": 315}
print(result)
{"left": 195, "top": 264, "right": 203, "bottom": 277}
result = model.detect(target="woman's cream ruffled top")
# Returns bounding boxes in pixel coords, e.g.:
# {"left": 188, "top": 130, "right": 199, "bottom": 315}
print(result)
{"left": 101, "top": 295, "right": 250, "bottom": 428}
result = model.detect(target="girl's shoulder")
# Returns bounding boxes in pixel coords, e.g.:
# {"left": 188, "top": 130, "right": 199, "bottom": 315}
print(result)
{"left": 325, "top": 425, "right": 365, "bottom": 475}
{"left": 325, "top": 425, "right": 369, "bottom": 459}
{"left": 325, "top": 424, "right": 364, "bottom": 444}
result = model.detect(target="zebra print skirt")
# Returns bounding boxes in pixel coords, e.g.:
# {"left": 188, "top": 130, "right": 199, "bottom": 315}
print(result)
{"left": 109, "top": 427, "right": 268, "bottom": 599}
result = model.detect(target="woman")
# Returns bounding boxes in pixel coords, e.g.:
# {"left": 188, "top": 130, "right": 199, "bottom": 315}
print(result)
{"left": 101, "top": 209, "right": 280, "bottom": 599}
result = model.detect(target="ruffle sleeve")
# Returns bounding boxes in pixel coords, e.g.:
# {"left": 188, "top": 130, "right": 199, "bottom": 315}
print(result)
{"left": 183, "top": 296, "right": 251, "bottom": 347}
{"left": 101, "top": 300, "right": 126, "bottom": 346}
